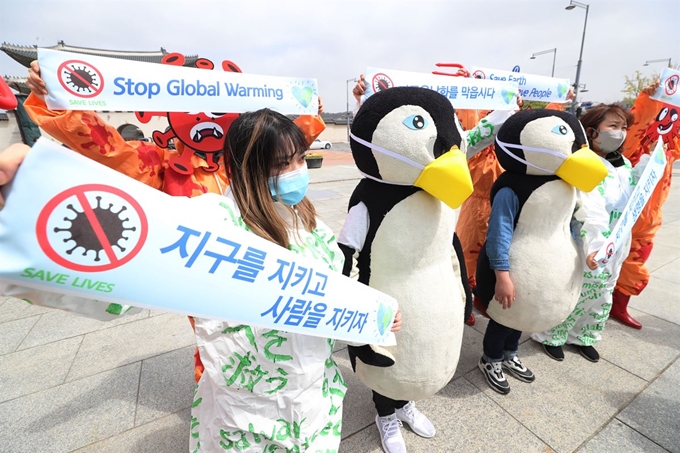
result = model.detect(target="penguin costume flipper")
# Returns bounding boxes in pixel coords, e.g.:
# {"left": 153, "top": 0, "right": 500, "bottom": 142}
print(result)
{"left": 453, "top": 232, "right": 473, "bottom": 320}
{"left": 348, "top": 344, "right": 396, "bottom": 371}
{"left": 475, "top": 241, "right": 495, "bottom": 310}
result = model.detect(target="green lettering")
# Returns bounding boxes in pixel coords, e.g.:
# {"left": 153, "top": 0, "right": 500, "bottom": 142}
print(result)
{"left": 20, "top": 267, "right": 35, "bottom": 278}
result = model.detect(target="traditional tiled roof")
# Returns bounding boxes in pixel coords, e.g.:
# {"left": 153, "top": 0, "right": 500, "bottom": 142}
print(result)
{"left": 3, "top": 76, "right": 29, "bottom": 94}
{"left": 1, "top": 41, "right": 199, "bottom": 68}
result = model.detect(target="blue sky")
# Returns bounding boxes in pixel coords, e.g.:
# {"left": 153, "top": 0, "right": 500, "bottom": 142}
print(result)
{"left": 1, "top": 0, "right": 678, "bottom": 112}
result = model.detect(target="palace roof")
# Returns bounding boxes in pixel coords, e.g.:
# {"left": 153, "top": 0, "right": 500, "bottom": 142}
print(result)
{"left": 1, "top": 41, "right": 199, "bottom": 68}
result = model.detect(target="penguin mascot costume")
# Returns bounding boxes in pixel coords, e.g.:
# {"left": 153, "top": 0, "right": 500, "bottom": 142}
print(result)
{"left": 337, "top": 86, "right": 474, "bottom": 436}
{"left": 475, "top": 109, "right": 608, "bottom": 333}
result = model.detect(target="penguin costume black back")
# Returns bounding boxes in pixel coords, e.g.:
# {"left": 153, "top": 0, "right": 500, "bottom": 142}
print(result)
{"left": 476, "top": 109, "right": 608, "bottom": 333}
{"left": 337, "top": 87, "right": 473, "bottom": 401}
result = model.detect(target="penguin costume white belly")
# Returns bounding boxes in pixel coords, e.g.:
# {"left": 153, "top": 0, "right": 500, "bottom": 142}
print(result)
{"left": 338, "top": 87, "right": 473, "bottom": 402}
{"left": 475, "top": 110, "right": 608, "bottom": 333}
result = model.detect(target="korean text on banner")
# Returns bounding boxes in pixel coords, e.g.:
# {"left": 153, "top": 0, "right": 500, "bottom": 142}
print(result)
{"left": 651, "top": 68, "right": 680, "bottom": 107}
{"left": 470, "top": 66, "right": 571, "bottom": 103}
{"left": 38, "top": 49, "right": 319, "bottom": 114}
{"left": 0, "top": 139, "right": 397, "bottom": 345}
{"left": 594, "top": 140, "right": 667, "bottom": 266}
{"left": 364, "top": 67, "right": 519, "bottom": 110}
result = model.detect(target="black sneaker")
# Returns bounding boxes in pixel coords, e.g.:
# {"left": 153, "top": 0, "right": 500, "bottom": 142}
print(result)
{"left": 502, "top": 356, "right": 536, "bottom": 383}
{"left": 542, "top": 344, "right": 565, "bottom": 361}
{"left": 578, "top": 345, "right": 599, "bottom": 362}
{"left": 478, "top": 357, "right": 510, "bottom": 394}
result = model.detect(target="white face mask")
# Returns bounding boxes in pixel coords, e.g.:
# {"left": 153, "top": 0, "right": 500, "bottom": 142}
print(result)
{"left": 595, "top": 129, "right": 626, "bottom": 153}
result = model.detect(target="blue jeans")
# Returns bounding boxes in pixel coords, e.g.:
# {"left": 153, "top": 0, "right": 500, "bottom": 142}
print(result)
{"left": 483, "top": 318, "right": 522, "bottom": 362}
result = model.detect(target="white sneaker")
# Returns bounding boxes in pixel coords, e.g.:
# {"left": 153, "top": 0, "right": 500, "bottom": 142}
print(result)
{"left": 375, "top": 414, "right": 407, "bottom": 453}
{"left": 395, "top": 401, "right": 436, "bottom": 438}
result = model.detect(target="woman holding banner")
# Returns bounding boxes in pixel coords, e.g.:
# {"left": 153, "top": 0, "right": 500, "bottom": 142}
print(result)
{"left": 0, "top": 111, "right": 402, "bottom": 451}
{"left": 25, "top": 59, "right": 328, "bottom": 383}
{"left": 531, "top": 103, "right": 649, "bottom": 362}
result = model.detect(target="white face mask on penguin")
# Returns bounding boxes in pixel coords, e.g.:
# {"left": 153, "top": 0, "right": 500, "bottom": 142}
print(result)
{"left": 495, "top": 117, "right": 608, "bottom": 193}
{"left": 350, "top": 106, "right": 472, "bottom": 209}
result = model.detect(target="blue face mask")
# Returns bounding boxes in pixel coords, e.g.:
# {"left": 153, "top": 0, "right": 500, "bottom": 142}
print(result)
{"left": 268, "top": 166, "right": 310, "bottom": 206}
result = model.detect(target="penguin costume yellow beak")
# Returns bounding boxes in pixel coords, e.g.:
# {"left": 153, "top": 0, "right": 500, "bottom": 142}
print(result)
{"left": 414, "top": 146, "right": 473, "bottom": 209}
{"left": 555, "top": 147, "right": 608, "bottom": 192}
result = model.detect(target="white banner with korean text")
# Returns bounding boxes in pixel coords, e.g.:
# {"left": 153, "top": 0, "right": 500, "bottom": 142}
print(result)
{"left": 363, "top": 67, "right": 519, "bottom": 110}
{"left": 0, "top": 139, "right": 397, "bottom": 345}
{"left": 38, "top": 49, "right": 319, "bottom": 115}
{"left": 470, "top": 66, "right": 571, "bottom": 103}
{"left": 594, "top": 140, "right": 667, "bottom": 266}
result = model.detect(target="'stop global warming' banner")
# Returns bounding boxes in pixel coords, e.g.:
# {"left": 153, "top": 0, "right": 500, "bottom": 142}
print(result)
{"left": 38, "top": 49, "right": 320, "bottom": 115}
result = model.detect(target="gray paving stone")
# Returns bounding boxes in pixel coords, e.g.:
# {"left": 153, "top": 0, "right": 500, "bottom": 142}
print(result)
{"left": 73, "top": 409, "right": 190, "bottom": 453}
{"left": 577, "top": 419, "right": 669, "bottom": 453}
{"left": 135, "top": 346, "right": 195, "bottom": 426}
{"left": 466, "top": 340, "right": 647, "bottom": 453}
{"left": 307, "top": 188, "right": 341, "bottom": 201}
{"left": 651, "top": 260, "right": 680, "bottom": 285}
{"left": 597, "top": 309, "right": 680, "bottom": 381}
{"left": 340, "top": 376, "right": 550, "bottom": 452}
{"left": 0, "top": 315, "right": 39, "bottom": 355}
{"left": 652, "top": 220, "right": 680, "bottom": 248}
{"left": 629, "top": 276, "right": 680, "bottom": 327}
{"left": 17, "top": 308, "right": 150, "bottom": 351}
{"left": 618, "top": 358, "right": 680, "bottom": 452}
{"left": 646, "top": 243, "right": 680, "bottom": 273}
{"left": 0, "top": 297, "right": 52, "bottom": 324}
{"left": 309, "top": 166, "right": 361, "bottom": 184}
{"left": 66, "top": 313, "right": 195, "bottom": 382}
{"left": 0, "top": 336, "right": 82, "bottom": 403}
{"left": 453, "top": 324, "right": 485, "bottom": 379}
{"left": 334, "top": 352, "right": 376, "bottom": 439}
{"left": 0, "top": 362, "right": 140, "bottom": 453}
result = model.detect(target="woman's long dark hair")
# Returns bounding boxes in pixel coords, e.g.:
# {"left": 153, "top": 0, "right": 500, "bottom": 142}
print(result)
{"left": 224, "top": 109, "right": 317, "bottom": 248}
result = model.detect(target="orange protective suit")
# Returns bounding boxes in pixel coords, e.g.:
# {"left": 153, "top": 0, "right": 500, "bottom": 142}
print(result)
{"left": 616, "top": 92, "right": 680, "bottom": 297}
{"left": 455, "top": 110, "right": 501, "bottom": 289}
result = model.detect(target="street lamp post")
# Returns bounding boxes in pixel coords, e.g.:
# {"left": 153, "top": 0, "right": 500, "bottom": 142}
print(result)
{"left": 530, "top": 48, "right": 558, "bottom": 77}
{"left": 346, "top": 78, "right": 357, "bottom": 142}
{"left": 644, "top": 58, "right": 673, "bottom": 68}
{"left": 565, "top": 0, "right": 589, "bottom": 114}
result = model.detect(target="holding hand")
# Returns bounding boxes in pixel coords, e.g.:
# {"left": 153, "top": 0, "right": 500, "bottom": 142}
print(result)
{"left": 391, "top": 308, "right": 402, "bottom": 332}
{"left": 26, "top": 61, "right": 48, "bottom": 100}
{"left": 352, "top": 74, "right": 366, "bottom": 103}
{"left": 586, "top": 252, "right": 598, "bottom": 270}
{"left": 0, "top": 144, "right": 30, "bottom": 209}
{"left": 567, "top": 86, "right": 576, "bottom": 101}
{"left": 494, "top": 270, "right": 515, "bottom": 309}
{"left": 317, "top": 96, "right": 324, "bottom": 116}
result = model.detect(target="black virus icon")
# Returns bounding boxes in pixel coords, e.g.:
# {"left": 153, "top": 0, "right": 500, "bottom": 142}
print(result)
{"left": 55, "top": 197, "right": 136, "bottom": 261}
{"left": 63, "top": 65, "right": 100, "bottom": 93}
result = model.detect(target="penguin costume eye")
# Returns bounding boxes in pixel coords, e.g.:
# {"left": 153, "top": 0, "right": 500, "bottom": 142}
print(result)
{"left": 403, "top": 114, "right": 428, "bottom": 130}
{"left": 551, "top": 125, "right": 568, "bottom": 135}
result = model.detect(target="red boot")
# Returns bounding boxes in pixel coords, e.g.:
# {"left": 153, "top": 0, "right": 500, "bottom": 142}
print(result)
{"left": 473, "top": 295, "right": 489, "bottom": 319}
{"left": 465, "top": 312, "right": 476, "bottom": 326}
{"left": 610, "top": 289, "right": 642, "bottom": 329}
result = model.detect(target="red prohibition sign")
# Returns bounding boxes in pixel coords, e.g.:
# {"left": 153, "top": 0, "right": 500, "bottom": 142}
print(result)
{"left": 58, "top": 59, "right": 105, "bottom": 98}
{"left": 472, "top": 69, "right": 486, "bottom": 79}
{"left": 36, "top": 184, "right": 148, "bottom": 272}
{"left": 665, "top": 74, "right": 679, "bottom": 96}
